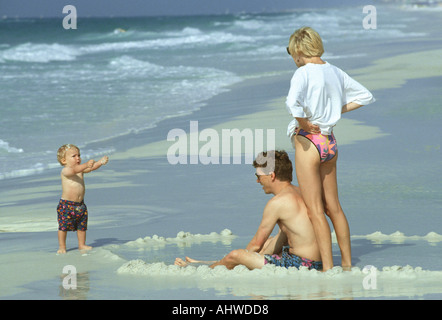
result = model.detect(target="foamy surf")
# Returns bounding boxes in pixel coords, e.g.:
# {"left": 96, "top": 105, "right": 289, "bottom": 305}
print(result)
{"left": 112, "top": 229, "right": 442, "bottom": 298}
{"left": 330, "top": 231, "right": 442, "bottom": 244}
{"left": 351, "top": 231, "right": 442, "bottom": 244}
{"left": 120, "top": 229, "right": 442, "bottom": 249}
{"left": 117, "top": 259, "right": 442, "bottom": 279}
{"left": 0, "top": 139, "right": 23, "bottom": 154}
{"left": 117, "top": 259, "right": 442, "bottom": 299}
{"left": 120, "top": 229, "right": 236, "bottom": 251}
{"left": 115, "top": 229, "right": 442, "bottom": 279}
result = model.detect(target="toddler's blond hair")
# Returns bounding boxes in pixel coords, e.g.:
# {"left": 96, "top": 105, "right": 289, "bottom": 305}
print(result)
{"left": 57, "top": 144, "right": 79, "bottom": 166}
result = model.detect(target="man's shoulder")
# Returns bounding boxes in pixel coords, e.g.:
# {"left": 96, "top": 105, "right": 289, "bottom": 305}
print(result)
{"left": 269, "top": 186, "right": 304, "bottom": 208}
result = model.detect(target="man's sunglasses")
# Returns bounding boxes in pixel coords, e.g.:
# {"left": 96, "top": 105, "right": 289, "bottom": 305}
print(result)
{"left": 255, "top": 172, "right": 272, "bottom": 180}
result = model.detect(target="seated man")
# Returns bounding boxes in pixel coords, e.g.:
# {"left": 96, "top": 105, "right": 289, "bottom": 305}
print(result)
{"left": 175, "top": 150, "right": 322, "bottom": 271}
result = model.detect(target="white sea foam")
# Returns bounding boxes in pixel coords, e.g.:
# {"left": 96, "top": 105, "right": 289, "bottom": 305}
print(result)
{"left": 0, "top": 219, "right": 56, "bottom": 233}
{"left": 77, "top": 31, "right": 255, "bottom": 56}
{"left": 122, "top": 228, "right": 236, "bottom": 250}
{"left": 0, "top": 139, "right": 23, "bottom": 153}
{"left": 0, "top": 7, "right": 425, "bottom": 65}
{"left": 165, "top": 27, "right": 203, "bottom": 36}
{"left": 117, "top": 229, "right": 442, "bottom": 276}
{"left": 0, "top": 164, "right": 45, "bottom": 181}
{"left": 350, "top": 231, "right": 442, "bottom": 244}
{"left": 107, "top": 55, "right": 240, "bottom": 83}
{"left": 233, "top": 19, "right": 265, "bottom": 30}
{"left": 0, "top": 29, "right": 254, "bottom": 63}
{"left": 117, "top": 259, "right": 442, "bottom": 299}
{"left": 120, "top": 229, "right": 442, "bottom": 251}
{"left": 0, "top": 43, "right": 80, "bottom": 63}
{"left": 118, "top": 259, "right": 442, "bottom": 279}
{"left": 115, "top": 229, "right": 442, "bottom": 298}
{"left": 401, "top": 5, "right": 442, "bottom": 12}
{"left": 108, "top": 55, "right": 164, "bottom": 74}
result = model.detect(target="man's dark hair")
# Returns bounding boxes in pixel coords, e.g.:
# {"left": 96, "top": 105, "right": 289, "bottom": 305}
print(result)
{"left": 253, "top": 150, "right": 293, "bottom": 182}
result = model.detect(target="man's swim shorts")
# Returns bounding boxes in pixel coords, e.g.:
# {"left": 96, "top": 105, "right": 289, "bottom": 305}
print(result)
{"left": 57, "top": 199, "right": 88, "bottom": 231}
{"left": 264, "top": 246, "right": 322, "bottom": 270}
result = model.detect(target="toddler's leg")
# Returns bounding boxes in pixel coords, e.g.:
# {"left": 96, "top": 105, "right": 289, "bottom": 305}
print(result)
{"left": 77, "top": 231, "right": 92, "bottom": 251}
{"left": 57, "top": 231, "right": 67, "bottom": 254}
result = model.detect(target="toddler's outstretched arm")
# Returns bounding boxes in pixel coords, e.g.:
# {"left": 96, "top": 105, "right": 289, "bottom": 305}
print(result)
{"left": 84, "top": 156, "right": 109, "bottom": 173}
{"left": 63, "top": 159, "right": 94, "bottom": 176}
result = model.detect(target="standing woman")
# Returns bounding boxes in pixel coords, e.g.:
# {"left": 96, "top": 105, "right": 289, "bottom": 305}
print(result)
{"left": 285, "top": 27, "right": 375, "bottom": 271}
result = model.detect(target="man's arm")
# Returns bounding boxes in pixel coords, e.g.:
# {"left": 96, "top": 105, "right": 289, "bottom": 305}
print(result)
{"left": 259, "top": 229, "right": 288, "bottom": 255}
{"left": 245, "top": 200, "right": 279, "bottom": 253}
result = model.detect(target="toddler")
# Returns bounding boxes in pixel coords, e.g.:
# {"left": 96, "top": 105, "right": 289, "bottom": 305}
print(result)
{"left": 56, "top": 144, "right": 109, "bottom": 254}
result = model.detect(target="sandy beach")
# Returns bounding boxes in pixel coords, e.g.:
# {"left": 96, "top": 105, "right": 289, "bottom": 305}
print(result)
{"left": 1, "top": 6, "right": 442, "bottom": 301}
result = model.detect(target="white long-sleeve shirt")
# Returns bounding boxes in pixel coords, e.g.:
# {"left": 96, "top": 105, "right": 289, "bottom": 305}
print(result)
{"left": 285, "top": 62, "right": 375, "bottom": 136}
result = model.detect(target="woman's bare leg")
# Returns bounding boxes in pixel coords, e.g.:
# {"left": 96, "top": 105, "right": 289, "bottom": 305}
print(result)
{"left": 294, "top": 135, "right": 334, "bottom": 271}
{"left": 320, "top": 152, "right": 352, "bottom": 269}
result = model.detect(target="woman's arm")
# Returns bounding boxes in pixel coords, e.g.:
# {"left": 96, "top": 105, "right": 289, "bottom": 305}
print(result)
{"left": 341, "top": 102, "right": 364, "bottom": 114}
{"left": 295, "top": 117, "right": 321, "bottom": 134}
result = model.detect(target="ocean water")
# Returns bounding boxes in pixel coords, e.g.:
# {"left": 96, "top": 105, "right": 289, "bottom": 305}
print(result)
{"left": 0, "top": 5, "right": 427, "bottom": 180}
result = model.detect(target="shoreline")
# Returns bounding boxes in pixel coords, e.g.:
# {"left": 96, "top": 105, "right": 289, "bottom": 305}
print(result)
{"left": 0, "top": 66, "right": 388, "bottom": 235}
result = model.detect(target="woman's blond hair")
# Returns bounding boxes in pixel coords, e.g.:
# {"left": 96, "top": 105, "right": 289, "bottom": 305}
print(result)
{"left": 288, "top": 26, "right": 324, "bottom": 58}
